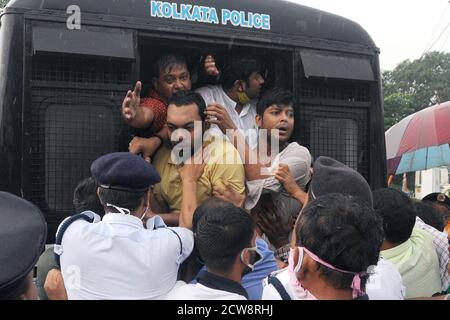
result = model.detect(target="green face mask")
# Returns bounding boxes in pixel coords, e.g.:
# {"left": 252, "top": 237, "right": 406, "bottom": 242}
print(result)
{"left": 238, "top": 91, "right": 251, "bottom": 105}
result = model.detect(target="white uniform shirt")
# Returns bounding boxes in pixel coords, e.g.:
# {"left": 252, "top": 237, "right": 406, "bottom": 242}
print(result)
{"left": 165, "top": 281, "right": 247, "bottom": 300}
{"left": 57, "top": 213, "right": 193, "bottom": 300}
{"left": 196, "top": 85, "right": 258, "bottom": 148}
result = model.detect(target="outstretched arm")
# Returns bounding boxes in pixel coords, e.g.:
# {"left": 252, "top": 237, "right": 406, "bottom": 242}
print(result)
{"left": 205, "top": 105, "right": 270, "bottom": 181}
{"left": 122, "top": 81, "right": 155, "bottom": 129}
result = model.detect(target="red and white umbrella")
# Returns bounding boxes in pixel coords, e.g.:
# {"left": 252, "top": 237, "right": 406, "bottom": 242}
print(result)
{"left": 386, "top": 101, "right": 450, "bottom": 176}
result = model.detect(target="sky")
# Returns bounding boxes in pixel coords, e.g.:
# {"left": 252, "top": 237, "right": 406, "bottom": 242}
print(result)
{"left": 286, "top": 0, "right": 450, "bottom": 71}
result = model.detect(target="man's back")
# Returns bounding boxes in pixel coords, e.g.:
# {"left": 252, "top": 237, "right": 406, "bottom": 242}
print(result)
{"left": 59, "top": 214, "right": 193, "bottom": 299}
{"left": 381, "top": 227, "right": 442, "bottom": 298}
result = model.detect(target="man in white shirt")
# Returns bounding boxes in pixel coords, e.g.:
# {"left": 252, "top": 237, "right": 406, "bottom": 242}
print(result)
{"left": 55, "top": 152, "right": 194, "bottom": 300}
{"left": 198, "top": 55, "right": 266, "bottom": 148}
{"left": 166, "top": 199, "right": 262, "bottom": 300}
{"left": 263, "top": 194, "right": 383, "bottom": 300}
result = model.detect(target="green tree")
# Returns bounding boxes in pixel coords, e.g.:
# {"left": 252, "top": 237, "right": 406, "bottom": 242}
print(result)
{"left": 0, "top": 0, "right": 10, "bottom": 8}
{"left": 382, "top": 51, "right": 450, "bottom": 130}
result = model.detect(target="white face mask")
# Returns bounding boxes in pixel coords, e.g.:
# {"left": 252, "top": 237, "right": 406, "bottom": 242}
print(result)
{"left": 287, "top": 247, "right": 318, "bottom": 300}
{"left": 140, "top": 206, "right": 149, "bottom": 221}
{"left": 240, "top": 246, "right": 263, "bottom": 276}
{"left": 106, "top": 203, "right": 131, "bottom": 215}
{"left": 107, "top": 203, "right": 150, "bottom": 224}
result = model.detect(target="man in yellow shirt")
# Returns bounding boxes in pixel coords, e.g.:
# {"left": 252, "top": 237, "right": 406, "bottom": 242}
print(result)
{"left": 151, "top": 91, "right": 245, "bottom": 226}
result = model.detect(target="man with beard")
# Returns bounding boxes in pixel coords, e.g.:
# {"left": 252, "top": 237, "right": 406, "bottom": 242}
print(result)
{"left": 151, "top": 90, "right": 245, "bottom": 226}
{"left": 199, "top": 55, "right": 266, "bottom": 149}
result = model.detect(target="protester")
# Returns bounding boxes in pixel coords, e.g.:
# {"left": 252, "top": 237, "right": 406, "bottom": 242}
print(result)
{"left": 200, "top": 55, "right": 266, "bottom": 148}
{"left": 54, "top": 152, "right": 194, "bottom": 299}
{"left": 208, "top": 87, "right": 311, "bottom": 256}
{"left": 0, "top": 192, "right": 47, "bottom": 300}
{"left": 188, "top": 198, "right": 278, "bottom": 300}
{"left": 166, "top": 201, "right": 260, "bottom": 300}
{"left": 422, "top": 192, "right": 450, "bottom": 234}
{"left": 412, "top": 201, "right": 450, "bottom": 292}
{"left": 263, "top": 194, "right": 383, "bottom": 300}
{"left": 123, "top": 54, "right": 220, "bottom": 161}
{"left": 262, "top": 156, "right": 405, "bottom": 300}
{"left": 72, "top": 177, "right": 105, "bottom": 218}
{"left": 123, "top": 54, "right": 191, "bottom": 161}
{"left": 373, "top": 188, "right": 442, "bottom": 298}
{"left": 414, "top": 200, "right": 445, "bottom": 232}
{"left": 151, "top": 91, "right": 245, "bottom": 226}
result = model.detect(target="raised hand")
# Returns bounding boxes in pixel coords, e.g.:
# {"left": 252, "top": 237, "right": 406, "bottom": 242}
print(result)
{"left": 204, "top": 55, "right": 220, "bottom": 77}
{"left": 205, "top": 103, "right": 237, "bottom": 132}
{"left": 122, "top": 81, "right": 142, "bottom": 122}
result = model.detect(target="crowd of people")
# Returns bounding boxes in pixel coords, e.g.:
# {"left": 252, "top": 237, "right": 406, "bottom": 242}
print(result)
{"left": 1, "top": 52, "right": 449, "bottom": 300}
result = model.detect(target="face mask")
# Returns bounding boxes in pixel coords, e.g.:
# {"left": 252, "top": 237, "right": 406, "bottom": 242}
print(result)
{"left": 106, "top": 203, "right": 131, "bottom": 215}
{"left": 287, "top": 247, "right": 318, "bottom": 300}
{"left": 238, "top": 91, "right": 251, "bottom": 105}
{"left": 289, "top": 247, "right": 366, "bottom": 299}
{"left": 140, "top": 206, "right": 149, "bottom": 221}
{"left": 240, "top": 246, "right": 263, "bottom": 276}
{"left": 107, "top": 203, "right": 149, "bottom": 222}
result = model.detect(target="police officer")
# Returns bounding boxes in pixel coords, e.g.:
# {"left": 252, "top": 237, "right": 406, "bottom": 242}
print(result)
{"left": 54, "top": 152, "right": 194, "bottom": 300}
{"left": 0, "top": 192, "right": 47, "bottom": 300}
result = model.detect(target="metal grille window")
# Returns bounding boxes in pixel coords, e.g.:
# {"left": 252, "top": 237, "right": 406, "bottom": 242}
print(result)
{"left": 298, "top": 105, "right": 369, "bottom": 181}
{"left": 27, "top": 54, "right": 133, "bottom": 241}
{"left": 300, "top": 78, "right": 370, "bottom": 103}
{"left": 45, "top": 103, "right": 114, "bottom": 212}
{"left": 32, "top": 55, "right": 131, "bottom": 84}
{"left": 310, "top": 118, "right": 358, "bottom": 171}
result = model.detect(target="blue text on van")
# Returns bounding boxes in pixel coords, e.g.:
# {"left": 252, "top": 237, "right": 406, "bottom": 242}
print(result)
{"left": 150, "top": 1, "right": 271, "bottom": 30}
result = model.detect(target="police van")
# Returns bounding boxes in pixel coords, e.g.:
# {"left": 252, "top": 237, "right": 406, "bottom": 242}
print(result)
{"left": 0, "top": 0, "right": 387, "bottom": 242}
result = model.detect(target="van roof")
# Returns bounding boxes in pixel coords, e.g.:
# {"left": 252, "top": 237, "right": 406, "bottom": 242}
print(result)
{"left": 6, "top": 0, "right": 377, "bottom": 50}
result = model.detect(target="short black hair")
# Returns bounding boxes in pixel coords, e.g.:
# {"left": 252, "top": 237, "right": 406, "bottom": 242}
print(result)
{"left": 296, "top": 194, "right": 383, "bottom": 291}
{"left": 256, "top": 87, "right": 294, "bottom": 116}
{"left": 192, "top": 198, "right": 232, "bottom": 232}
{"left": 152, "top": 53, "right": 188, "bottom": 78}
{"left": 97, "top": 188, "right": 146, "bottom": 213}
{"left": 168, "top": 90, "right": 206, "bottom": 123}
{"left": 195, "top": 201, "right": 255, "bottom": 273}
{"left": 220, "top": 56, "right": 265, "bottom": 90}
{"left": 372, "top": 188, "right": 416, "bottom": 244}
{"left": 413, "top": 200, "right": 445, "bottom": 232}
{"left": 73, "top": 177, "right": 104, "bottom": 217}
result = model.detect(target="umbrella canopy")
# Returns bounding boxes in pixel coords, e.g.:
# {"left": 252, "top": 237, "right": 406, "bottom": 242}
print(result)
{"left": 386, "top": 101, "right": 450, "bottom": 175}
